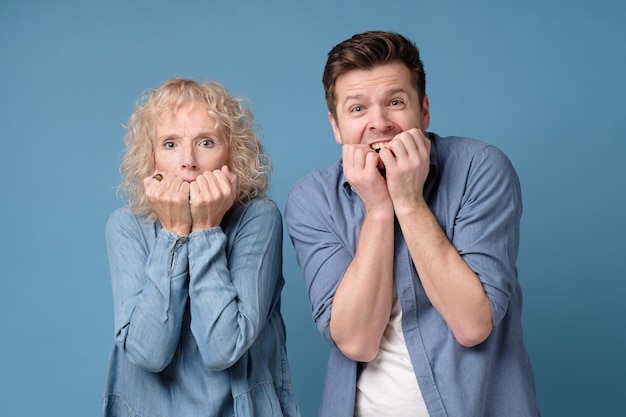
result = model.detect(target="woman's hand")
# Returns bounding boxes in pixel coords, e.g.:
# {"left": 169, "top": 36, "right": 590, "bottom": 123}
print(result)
{"left": 188, "top": 165, "right": 238, "bottom": 232}
{"left": 143, "top": 173, "right": 192, "bottom": 236}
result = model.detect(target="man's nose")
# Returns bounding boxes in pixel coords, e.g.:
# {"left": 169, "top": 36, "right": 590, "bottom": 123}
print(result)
{"left": 368, "top": 106, "right": 393, "bottom": 132}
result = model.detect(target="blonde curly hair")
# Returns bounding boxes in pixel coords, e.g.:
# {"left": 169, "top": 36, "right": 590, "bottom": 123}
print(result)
{"left": 119, "top": 78, "right": 270, "bottom": 219}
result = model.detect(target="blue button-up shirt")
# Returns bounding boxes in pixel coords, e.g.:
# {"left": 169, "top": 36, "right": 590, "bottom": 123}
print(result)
{"left": 101, "top": 198, "right": 300, "bottom": 417}
{"left": 285, "top": 132, "right": 541, "bottom": 417}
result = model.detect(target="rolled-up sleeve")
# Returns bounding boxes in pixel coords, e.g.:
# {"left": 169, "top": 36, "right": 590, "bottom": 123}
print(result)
{"left": 285, "top": 171, "right": 358, "bottom": 347}
{"left": 450, "top": 145, "right": 522, "bottom": 326}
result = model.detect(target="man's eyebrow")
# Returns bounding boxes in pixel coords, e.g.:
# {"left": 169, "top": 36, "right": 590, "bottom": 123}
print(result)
{"left": 384, "top": 87, "right": 411, "bottom": 96}
{"left": 343, "top": 94, "right": 364, "bottom": 102}
{"left": 341, "top": 94, "right": 364, "bottom": 108}
{"left": 341, "top": 88, "right": 411, "bottom": 106}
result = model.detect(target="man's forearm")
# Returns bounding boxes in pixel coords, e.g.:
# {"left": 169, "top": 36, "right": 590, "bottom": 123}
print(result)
{"left": 329, "top": 208, "right": 396, "bottom": 361}
{"left": 396, "top": 201, "right": 493, "bottom": 347}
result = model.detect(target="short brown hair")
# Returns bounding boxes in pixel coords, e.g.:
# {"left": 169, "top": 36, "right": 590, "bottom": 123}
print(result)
{"left": 322, "top": 31, "right": 426, "bottom": 119}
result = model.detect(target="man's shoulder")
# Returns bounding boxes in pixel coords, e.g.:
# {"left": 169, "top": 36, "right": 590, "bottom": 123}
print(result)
{"left": 285, "top": 161, "right": 346, "bottom": 221}
{"left": 431, "top": 132, "right": 492, "bottom": 153}
{"left": 289, "top": 160, "right": 343, "bottom": 194}
{"left": 430, "top": 132, "right": 512, "bottom": 167}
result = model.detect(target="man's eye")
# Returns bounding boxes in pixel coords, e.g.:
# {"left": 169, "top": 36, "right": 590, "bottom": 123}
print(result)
{"left": 390, "top": 99, "right": 404, "bottom": 107}
{"left": 350, "top": 105, "right": 363, "bottom": 113}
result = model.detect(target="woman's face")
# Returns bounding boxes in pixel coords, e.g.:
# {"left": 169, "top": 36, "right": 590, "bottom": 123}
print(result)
{"left": 153, "top": 101, "right": 230, "bottom": 182}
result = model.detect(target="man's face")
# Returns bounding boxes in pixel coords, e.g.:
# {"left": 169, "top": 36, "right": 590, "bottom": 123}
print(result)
{"left": 329, "top": 61, "right": 430, "bottom": 149}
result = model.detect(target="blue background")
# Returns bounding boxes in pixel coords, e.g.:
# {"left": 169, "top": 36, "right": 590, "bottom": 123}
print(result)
{"left": 1, "top": 1, "right": 624, "bottom": 416}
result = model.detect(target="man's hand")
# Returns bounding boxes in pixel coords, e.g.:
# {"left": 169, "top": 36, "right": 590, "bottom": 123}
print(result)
{"left": 379, "top": 128, "right": 431, "bottom": 210}
{"left": 342, "top": 144, "right": 393, "bottom": 213}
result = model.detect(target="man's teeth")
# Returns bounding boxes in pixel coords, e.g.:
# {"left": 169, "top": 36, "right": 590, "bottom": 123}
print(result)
{"left": 371, "top": 143, "right": 387, "bottom": 153}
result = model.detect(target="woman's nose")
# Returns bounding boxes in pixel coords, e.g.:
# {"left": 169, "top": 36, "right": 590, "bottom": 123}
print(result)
{"left": 181, "top": 146, "right": 198, "bottom": 170}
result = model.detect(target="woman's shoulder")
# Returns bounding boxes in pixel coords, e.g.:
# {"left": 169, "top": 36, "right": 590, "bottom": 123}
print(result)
{"left": 239, "top": 197, "right": 280, "bottom": 215}
{"left": 108, "top": 206, "right": 139, "bottom": 226}
{"left": 227, "top": 197, "right": 282, "bottom": 224}
{"left": 219, "top": 198, "right": 282, "bottom": 238}
{"left": 106, "top": 206, "right": 155, "bottom": 235}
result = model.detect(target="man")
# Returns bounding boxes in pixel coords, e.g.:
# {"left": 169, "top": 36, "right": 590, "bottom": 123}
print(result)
{"left": 285, "top": 31, "right": 541, "bottom": 417}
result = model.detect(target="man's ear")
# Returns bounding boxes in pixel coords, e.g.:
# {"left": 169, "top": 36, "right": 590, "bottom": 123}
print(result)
{"left": 329, "top": 112, "right": 343, "bottom": 144}
{"left": 421, "top": 95, "right": 431, "bottom": 130}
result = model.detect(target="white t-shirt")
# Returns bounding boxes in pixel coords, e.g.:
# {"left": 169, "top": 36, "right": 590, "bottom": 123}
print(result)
{"left": 354, "top": 290, "right": 430, "bottom": 417}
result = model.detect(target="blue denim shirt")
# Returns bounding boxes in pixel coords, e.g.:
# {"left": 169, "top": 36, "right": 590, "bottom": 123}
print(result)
{"left": 285, "top": 133, "right": 541, "bottom": 417}
{"left": 101, "top": 198, "right": 300, "bottom": 417}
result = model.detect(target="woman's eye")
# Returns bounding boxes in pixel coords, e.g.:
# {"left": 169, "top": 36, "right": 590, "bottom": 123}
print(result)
{"left": 200, "top": 138, "right": 215, "bottom": 147}
{"left": 163, "top": 141, "right": 175, "bottom": 149}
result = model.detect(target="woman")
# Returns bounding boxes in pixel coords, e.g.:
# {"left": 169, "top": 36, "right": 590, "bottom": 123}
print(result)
{"left": 101, "top": 78, "right": 300, "bottom": 417}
